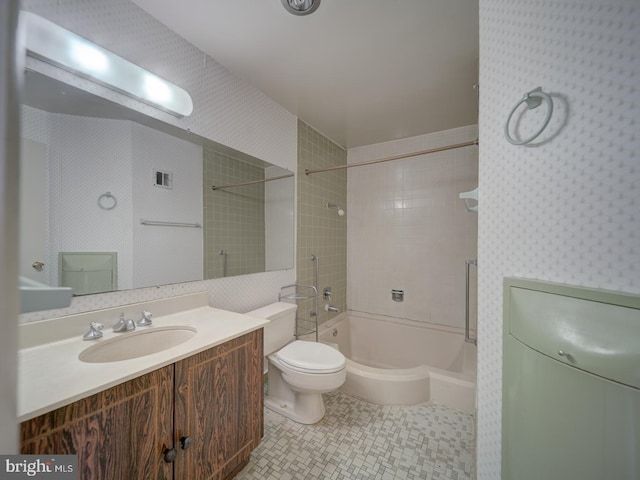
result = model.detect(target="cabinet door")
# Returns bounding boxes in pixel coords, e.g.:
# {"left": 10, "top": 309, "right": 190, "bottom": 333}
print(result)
{"left": 21, "top": 365, "right": 174, "bottom": 480}
{"left": 503, "top": 338, "right": 640, "bottom": 480}
{"left": 174, "top": 330, "right": 263, "bottom": 480}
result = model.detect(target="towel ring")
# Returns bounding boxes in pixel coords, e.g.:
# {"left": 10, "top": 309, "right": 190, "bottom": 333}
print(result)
{"left": 98, "top": 192, "right": 117, "bottom": 210}
{"left": 504, "top": 87, "right": 553, "bottom": 145}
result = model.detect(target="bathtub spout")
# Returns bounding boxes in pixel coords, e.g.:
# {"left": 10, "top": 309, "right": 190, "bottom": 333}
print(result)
{"left": 324, "top": 304, "right": 339, "bottom": 313}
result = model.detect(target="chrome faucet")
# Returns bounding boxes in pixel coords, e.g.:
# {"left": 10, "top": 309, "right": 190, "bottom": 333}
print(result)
{"left": 113, "top": 313, "right": 136, "bottom": 332}
{"left": 83, "top": 322, "right": 104, "bottom": 340}
{"left": 137, "top": 310, "right": 153, "bottom": 326}
{"left": 325, "top": 304, "right": 339, "bottom": 313}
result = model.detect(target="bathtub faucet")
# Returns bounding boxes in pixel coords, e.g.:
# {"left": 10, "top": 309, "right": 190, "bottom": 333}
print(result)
{"left": 324, "top": 304, "right": 339, "bottom": 313}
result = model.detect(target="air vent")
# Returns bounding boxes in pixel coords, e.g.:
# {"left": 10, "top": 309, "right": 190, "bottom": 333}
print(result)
{"left": 153, "top": 169, "right": 172, "bottom": 189}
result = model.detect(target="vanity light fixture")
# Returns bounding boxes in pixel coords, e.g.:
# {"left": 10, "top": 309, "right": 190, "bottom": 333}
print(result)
{"left": 281, "top": 0, "right": 321, "bottom": 16}
{"left": 21, "top": 11, "right": 193, "bottom": 118}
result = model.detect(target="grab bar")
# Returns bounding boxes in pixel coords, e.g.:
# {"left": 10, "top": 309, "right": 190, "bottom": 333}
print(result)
{"left": 219, "top": 250, "right": 227, "bottom": 278}
{"left": 465, "top": 259, "right": 478, "bottom": 345}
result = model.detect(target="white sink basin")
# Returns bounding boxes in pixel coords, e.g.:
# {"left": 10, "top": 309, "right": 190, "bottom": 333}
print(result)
{"left": 79, "top": 326, "right": 197, "bottom": 363}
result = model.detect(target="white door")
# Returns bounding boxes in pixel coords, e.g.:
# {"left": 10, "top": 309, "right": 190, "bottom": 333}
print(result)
{"left": 19, "top": 138, "right": 48, "bottom": 283}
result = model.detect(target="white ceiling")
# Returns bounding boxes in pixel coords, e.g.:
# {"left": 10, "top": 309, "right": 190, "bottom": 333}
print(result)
{"left": 130, "top": 0, "right": 479, "bottom": 149}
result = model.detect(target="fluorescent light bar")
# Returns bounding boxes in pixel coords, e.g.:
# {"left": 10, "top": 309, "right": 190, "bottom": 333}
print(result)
{"left": 21, "top": 11, "right": 193, "bottom": 118}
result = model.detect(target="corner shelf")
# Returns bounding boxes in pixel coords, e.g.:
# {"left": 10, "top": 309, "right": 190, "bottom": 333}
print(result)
{"left": 278, "top": 283, "right": 318, "bottom": 341}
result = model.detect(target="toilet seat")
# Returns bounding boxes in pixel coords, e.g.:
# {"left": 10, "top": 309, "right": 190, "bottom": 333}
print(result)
{"left": 275, "top": 340, "right": 346, "bottom": 374}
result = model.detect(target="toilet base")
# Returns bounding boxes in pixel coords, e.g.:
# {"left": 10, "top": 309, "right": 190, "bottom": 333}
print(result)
{"left": 264, "top": 349, "right": 346, "bottom": 424}
{"left": 264, "top": 394, "right": 326, "bottom": 425}
{"left": 265, "top": 362, "right": 328, "bottom": 424}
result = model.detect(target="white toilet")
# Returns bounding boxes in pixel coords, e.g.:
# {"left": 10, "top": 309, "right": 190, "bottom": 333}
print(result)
{"left": 246, "top": 302, "right": 346, "bottom": 424}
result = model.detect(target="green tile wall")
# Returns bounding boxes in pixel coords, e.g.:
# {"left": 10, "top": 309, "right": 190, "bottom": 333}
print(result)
{"left": 203, "top": 148, "right": 265, "bottom": 278}
{"left": 297, "top": 121, "right": 347, "bottom": 328}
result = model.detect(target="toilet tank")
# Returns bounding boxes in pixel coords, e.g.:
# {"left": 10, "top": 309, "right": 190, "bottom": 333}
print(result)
{"left": 246, "top": 302, "right": 298, "bottom": 356}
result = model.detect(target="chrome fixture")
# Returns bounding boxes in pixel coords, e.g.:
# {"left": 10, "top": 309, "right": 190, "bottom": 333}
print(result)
{"left": 391, "top": 289, "right": 404, "bottom": 302}
{"left": 212, "top": 172, "right": 294, "bottom": 191}
{"left": 465, "top": 259, "right": 478, "bottom": 345}
{"left": 22, "top": 12, "right": 193, "bottom": 117}
{"left": 140, "top": 219, "right": 202, "bottom": 228}
{"left": 219, "top": 250, "right": 228, "bottom": 278}
{"left": 326, "top": 202, "right": 345, "bottom": 216}
{"left": 32, "top": 261, "right": 45, "bottom": 271}
{"left": 324, "top": 304, "right": 339, "bottom": 313}
{"left": 504, "top": 86, "right": 554, "bottom": 145}
{"left": 323, "top": 287, "right": 332, "bottom": 301}
{"left": 97, "top": 192, "right": 117, "bottom": 210}
{"left": 137, "top": 310, "right": 153, "bottom": 326}
{"left": 113, "top": 313, "right": 136, "bottom": 332}
{"left": 306, "top": 140, "right": 478, "bottom": 176}
{"left": 83, "top": 322, "right": 104, "bottom": 340}
{"left": 281, "top": 0, "right": 321, "bottom": 16}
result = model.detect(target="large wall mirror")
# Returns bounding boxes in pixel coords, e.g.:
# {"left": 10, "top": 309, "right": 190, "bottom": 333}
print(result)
{"left": 20, "top": 70, "right": 295, "bottom": 296}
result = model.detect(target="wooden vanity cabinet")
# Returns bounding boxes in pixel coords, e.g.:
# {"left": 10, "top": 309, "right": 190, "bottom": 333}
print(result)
{"left": 21, "top": 329, "right": 263, "bottom": 480}
{"left": 21, "top": 364, "right": 174, "bottom": 479}
{"left": 174, "top": 329, "right": 264, "bottom": 479}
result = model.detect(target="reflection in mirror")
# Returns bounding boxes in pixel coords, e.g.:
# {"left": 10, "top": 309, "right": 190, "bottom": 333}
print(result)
{"left": 20, "top": 70, "right": 294, "bottom": 295}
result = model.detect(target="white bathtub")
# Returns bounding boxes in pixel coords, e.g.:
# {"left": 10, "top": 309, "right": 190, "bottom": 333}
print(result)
{"left": 317, "top": 310, "right": 476, "bottom": 413}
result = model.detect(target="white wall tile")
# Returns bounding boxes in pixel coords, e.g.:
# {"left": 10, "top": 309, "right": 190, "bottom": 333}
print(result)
{"left": 347, "top": 126, "right": 478, "bottom": 329}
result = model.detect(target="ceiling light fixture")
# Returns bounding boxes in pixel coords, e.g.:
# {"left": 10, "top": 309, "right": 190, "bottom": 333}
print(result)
{"left": 21, "top": 11, "right": 193, "bottom": 118}
{"left": 281, "top": 0, "right": 320, "bottom": 16}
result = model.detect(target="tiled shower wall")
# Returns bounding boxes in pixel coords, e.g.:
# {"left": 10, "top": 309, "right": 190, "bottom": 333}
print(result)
{"left": 203, "top": 149, "right": 265, "bottom": 279}
{"left": 347, "top": 126, "right": 478, "bottom": 330}
{"left": 477, "top": 1, "right": 640, "bottom": 478}
{"left": 296, "top": 121, "right": 347, "bottom": 329}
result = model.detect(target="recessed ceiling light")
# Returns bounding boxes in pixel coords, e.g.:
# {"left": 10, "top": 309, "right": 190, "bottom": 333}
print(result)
{"left": 281, "top": 0, "right": 321, "bottom": 16}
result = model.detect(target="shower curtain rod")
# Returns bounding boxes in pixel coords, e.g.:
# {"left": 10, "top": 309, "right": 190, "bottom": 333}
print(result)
{"left": 212, "top": 173, "right": 294, "bottom": 191}
{"left": 304, "top": 139, "right": 478, "bottom": 175}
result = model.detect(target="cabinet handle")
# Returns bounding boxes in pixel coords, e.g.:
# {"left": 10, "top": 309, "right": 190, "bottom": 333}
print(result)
{"left": 163, "top": 447, "right": 177, "bottom": 463}
{"left": 180, "top": 436, "right": 193, "bottom": 450}
{"left": 557, "top": 350, "right": 575, "bottom": 362}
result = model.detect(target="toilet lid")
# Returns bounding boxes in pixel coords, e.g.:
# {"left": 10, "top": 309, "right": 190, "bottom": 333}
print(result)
{"left": 276, "top": 340, "right": 346, "bottom": 374}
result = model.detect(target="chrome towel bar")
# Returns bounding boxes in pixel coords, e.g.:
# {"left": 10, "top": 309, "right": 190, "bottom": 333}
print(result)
{"left": 140, "top": 219, "right": 202, "bottom": 228}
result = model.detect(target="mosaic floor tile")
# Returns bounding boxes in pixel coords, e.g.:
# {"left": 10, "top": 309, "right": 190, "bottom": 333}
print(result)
{"left": 237, "top": 390, "right": 474, "bottom": 480}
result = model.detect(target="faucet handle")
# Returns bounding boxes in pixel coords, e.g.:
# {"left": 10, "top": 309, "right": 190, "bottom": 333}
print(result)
{"left": 113, "top": 313, "right": 135, "bottom": 332}
{"left": 113, "top": 313, "right": 126, "bottom": 332}
{"left": 83, "top": 322, "right": 104, "bottom": 340}
{"left": 137, "top": 310, "right": 153, "bottom": 326}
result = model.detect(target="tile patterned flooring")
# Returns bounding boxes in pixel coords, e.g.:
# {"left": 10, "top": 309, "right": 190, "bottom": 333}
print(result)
{"left": 237, "top": 390, "right": 475, "bottom": 480}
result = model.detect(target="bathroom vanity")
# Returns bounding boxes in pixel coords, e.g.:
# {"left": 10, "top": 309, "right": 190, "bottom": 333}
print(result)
{"left": 18, "top": 293, "right": 267, "bottom": 480}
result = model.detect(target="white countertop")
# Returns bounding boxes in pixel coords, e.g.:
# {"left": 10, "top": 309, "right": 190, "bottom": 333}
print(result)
{"left": 18, "top": 295, "right": 268, "bottom": 422}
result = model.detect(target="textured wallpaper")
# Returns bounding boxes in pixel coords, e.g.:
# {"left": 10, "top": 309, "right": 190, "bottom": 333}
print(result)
{"left": 22, "top": 106, "right": 204, "bottom": 292}
{"left": 477, "top": 1, "right": 640, "bottom": 477}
